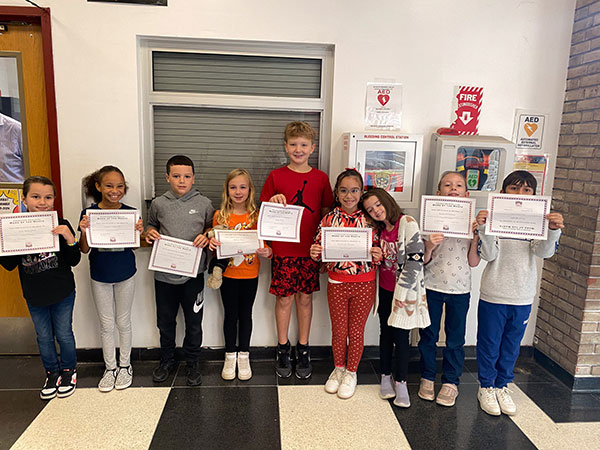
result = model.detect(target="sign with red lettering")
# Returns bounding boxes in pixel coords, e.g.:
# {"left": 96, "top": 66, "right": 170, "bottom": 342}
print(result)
{"left": 450, "top": 86, "right": 483, "bottom": 135}
{"left": 365, "top": 82, "right": 402, "bottom": 129}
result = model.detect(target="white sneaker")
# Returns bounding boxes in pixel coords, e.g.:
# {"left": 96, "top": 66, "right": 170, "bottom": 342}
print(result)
{"left": 324, "top": 367, "right": 345, "bottom": 394}
{"left": 478, "top": 386, "right": 501, "bottom": 416}
{"left": 337, "top": 371, "right": 357, "bottom": 399}
{"left": 115, "top": 366, "right": 133, "bottom": 390}
{"left": 496, "top": 386, "right": 517, "bottom": 415}
{"left": 237, "top": 352, "right": 252, "bottom": 381}
{"left": 221, "top": 352, "right": 237, "bottom": 380}
{"left": 98, "top": 369, "right": 117, "bottom": 392}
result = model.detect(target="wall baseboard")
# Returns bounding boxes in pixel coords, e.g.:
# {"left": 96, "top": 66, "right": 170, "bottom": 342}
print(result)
{"left": 534, "top": 348, "right": 600, "bottom": 393}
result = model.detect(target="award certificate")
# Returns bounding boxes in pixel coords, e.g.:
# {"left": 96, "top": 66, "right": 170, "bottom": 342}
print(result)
{"left": 257, "top": 202, "right": 303, "bottom": 242}
{"left": 420, "top": 196, "right": 476, "bottom": 238}
{"left": 0, "top": 211, "right": 60, "bottom": 256}
{"left": 321, "top": 227, "right": 372, "bottom": 262}
{"left": 486, "top": 194, "right": 551, "bottom": 239}
{"left": 214, "top": 229, "right": 261, "bottom": 259}
{"left": 148, "top": 236, "right": 202, "bottom": 277}
{"left": 86, "top": 209, "right": 140, "bottom": 248}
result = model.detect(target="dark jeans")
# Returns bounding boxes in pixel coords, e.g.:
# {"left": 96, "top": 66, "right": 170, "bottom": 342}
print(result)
{"left": 154, "top": 275, "right": 204, "bottom": 363}
{"left": 477, "top": 299, "right": 531, "bottom": 388}
{"left": 220, "top": 277, "right": 258, "bottom": 352}
{"left": 378, "top": 287, "right": 410, "bottom": 382}
{"left": 27, "top": 291, "right": 77, "bottom": 373}
{"left": 418, "top": 289, "right": 470, "bottom": 385}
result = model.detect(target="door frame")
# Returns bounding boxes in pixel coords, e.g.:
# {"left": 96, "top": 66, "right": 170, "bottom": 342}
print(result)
{"left": 0, "top": 6, "right": 62, "bottom": 215}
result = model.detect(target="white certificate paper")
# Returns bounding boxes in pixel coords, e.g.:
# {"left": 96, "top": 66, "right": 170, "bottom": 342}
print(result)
{"left": 214, "top": 229, "right": 261, "bottom": 259}
{"left": 86, "top": 209, "right": 140, "bottom": 248}
{"left": 322, "top": 227, "right": 372, "bottom": 262}
{"left": 258, "top": 202, "right": 303, "bottom": 243}
{"left": 420, "top": 196, "right": 476, "bottom": 239}
{"left": 148, "top": 236, "right": 202, "bottom": 278}
{"left": 0, "top": 211, "right": 60, "bottom": 256}
{"left": 486, "top": 194, "right": 551, "bottom": 240}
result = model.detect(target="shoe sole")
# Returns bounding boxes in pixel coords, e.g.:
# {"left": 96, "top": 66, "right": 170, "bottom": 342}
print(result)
{"left": 98, "top": 385, "right": 115, "bottom": 393}
{"left": 238, "top": 374, "right": 252, "bottom": 381}
{"left": 436, "top": 399, "right": 456, "bottom": 407}
{"left": 221, "top": 373, "right": 236, "bottom": 381}
{"left": 57, "top": 388, "right": 75, "bottom": 398}
{"left": 276, "top": 368, "right": 292, "bottom": 378}
{"left": 380, "top": 393, "right": 396, "bottom": 400}
{"left": 500, "top": 407, "right": 517, "bottom": 416}
{"left": 393, "top": 401, "right": 411, "bottom": 408}
{"left": 40, "top": 392, "right": 57, "bottom": 400}
{"left": 115, "top": 381, "right": 132, "bottom": 390}
{"left": 418, "top": 393, "right": 435, "bottom": 401}
{"left": 295, "top": 372, "right": 311, "bottom": 380}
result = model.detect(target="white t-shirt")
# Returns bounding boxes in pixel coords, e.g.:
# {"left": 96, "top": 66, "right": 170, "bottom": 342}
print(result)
{"left": 424, "top": 237, "right": 472, "bottom": 294}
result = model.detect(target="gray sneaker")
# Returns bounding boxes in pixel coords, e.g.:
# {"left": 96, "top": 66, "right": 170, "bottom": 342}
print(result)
{"left": 115, "top": 366, "right": 133, "bottom": 390}
{"left": 98, "top": 369, "right": 117, "bottom": 392}
{"left": 380, "top": 374, "right": 396, "bottom": 399}
{"left": 393, "top": 381, "right": 411, "bottom": 408}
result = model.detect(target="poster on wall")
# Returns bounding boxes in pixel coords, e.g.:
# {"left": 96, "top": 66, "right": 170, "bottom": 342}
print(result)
{"left": 365, "top": 82, "right": 402, "bottom": 129}
{"left": 513, "top": 153, "right": 549, "bottom": 195}
{"left": 0, "top": 189, "right": 22, "bottom": 214}
{"left": 450, "top": 86, "right": 483, "bottom": 136}
{"left": 512, "top": 110, "right": 547, "bottom": 150}
{"left": 88, "top": 0, "right": 167, "bottom": 5}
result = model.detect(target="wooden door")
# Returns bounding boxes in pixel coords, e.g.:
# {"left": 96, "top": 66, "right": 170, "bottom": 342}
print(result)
{"left": 0, "top": 21, "right": 51, "bottom": 317}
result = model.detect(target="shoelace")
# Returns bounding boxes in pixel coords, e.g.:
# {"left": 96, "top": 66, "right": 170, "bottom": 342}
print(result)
{"left": 482, "top": 387, "right": 497, "bottom": 402}
{"left": 497, "top": 387, "right": 513, "bottom": 401}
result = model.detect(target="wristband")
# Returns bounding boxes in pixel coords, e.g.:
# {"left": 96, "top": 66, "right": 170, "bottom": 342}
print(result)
{"left": 67, "top": 239, "right": 78, "bottom": 247}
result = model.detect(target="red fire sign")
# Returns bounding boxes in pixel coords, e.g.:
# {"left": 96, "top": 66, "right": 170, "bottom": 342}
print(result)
{"left": 450, "top": 86, "right": 483, "bottom": 135}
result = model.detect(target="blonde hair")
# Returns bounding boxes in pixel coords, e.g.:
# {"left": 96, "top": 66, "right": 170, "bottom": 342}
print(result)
{"left": 216, "top": 169, "right": 258, "bottom": 227}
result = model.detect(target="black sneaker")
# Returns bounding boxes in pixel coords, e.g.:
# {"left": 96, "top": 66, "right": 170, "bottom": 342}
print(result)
{"left": 186, "top": 361, "right": 202, "bottom": 386}
{"left": 276, "top": 341, "right": 293, "bottom": 378}
{"left": 295, "top": 343, "right": 312, "bottom": 380}
{"left": 57, "top": 368, "right": 77, "bottom": 398}
{"left": 40, "top": 371, "right": 61, "bottom": 400}
{"left": 152, "top": 360, "right": 175, "bottom": 383}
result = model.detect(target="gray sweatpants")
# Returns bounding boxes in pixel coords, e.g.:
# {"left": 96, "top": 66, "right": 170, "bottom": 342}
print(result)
{"left": 91, "top": 277, "right": 135, "bottom": 369}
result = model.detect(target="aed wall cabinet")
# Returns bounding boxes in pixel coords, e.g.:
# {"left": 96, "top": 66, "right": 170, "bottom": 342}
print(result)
{"left": 428, "top": 134, "right": 516, "bottom": 208}
{"left": 343, "top": 133, "right": 424, "bottom": 209}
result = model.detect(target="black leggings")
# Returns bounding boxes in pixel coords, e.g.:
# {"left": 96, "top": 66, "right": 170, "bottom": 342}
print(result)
{"left": 378, "top": 287, "right": 410, "bottom": 381}
{"left": 220, "top": 277, "right": 258, "bottom": 352}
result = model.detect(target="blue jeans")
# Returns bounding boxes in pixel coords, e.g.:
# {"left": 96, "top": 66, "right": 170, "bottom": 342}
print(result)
{"left": 476, "top": 300, "right": 531, "bottom": 388}
{"left": 27, "top": 291, "right": 77, "bottom": 373}
{"left": 418, "top": 289, "right": 470, "bottom": 385}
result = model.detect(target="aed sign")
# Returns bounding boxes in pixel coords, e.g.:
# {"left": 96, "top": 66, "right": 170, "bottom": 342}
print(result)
{"left": 514, "top": 111, "right": 546, "bottom": 150}
{"left": 450, "top": 86, "right": 483, "bottom": 135}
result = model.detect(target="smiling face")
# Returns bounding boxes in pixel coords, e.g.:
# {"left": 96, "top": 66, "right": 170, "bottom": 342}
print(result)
{"left": 363, "top": 195, "right": 387, "bottom": 224}
{"left": 166, "top": 164, "right": 195, "bottom": 197}
{"left": 228, "top": 174, "right": 250, "bottom": 208}
{"left": 284, "top": 136, "right": 315, "bottom": 169}
{"left": 336, "top": 175, "right": 362, "bottom": 214}
{"left": 23, "top": 183, "right": 55, "bottom": 212}
{"left": 437, "top": 173, "right": 468, "bottom": 197}
{"left": 96, "top": 170, "right": 126, "bottom": 207}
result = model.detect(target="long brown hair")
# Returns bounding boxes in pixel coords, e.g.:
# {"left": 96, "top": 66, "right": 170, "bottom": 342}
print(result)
{"left": 361, "top": 188, "right": 403, "bottom": 229}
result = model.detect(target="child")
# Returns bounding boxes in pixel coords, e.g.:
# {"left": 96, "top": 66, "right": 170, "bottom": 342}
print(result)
{"left": 417, "top": 171, "right": 480, "bottom": 407}
{"left": 79, "top": 165, "right": 143, "bottom": 392}
{"left": 362, "top": 188, "right": 429, "bottom": 407}
{"left": 208, "top": 169, "right": 272, "bottom": 381}
{"left": 475, "top": 170, "right": 563, "bottom": 416}
{"left": 259, "top": 121, "right": 334, "bottom": 379}
{"left": 0, "top": 176, "right": 81, "bottom": 399}
{"left": 144, "top": 155, "right": 214, "bottom": 386}
{"left": 310, "top": 169, "right": 381, "bottom": 399}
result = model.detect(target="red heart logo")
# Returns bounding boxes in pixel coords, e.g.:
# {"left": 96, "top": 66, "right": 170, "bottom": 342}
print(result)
{"left": 377, "top": 94, "right": 390, "bottom": 106}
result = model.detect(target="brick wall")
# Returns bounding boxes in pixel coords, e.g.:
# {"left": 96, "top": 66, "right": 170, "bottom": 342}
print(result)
{"left": 535, "top": 0, "right": 600, "bottom": 381}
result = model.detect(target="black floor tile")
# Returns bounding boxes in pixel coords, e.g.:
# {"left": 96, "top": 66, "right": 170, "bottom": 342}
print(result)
{"left": 76, "top": 361, "right": 181, "bottom": 389}
{"left": 511, "top": 357, "right": 560, "bottom": 384}
{"left": 173, "top": 360, "right": 277, "bottom": 387}
{"left": 392, "top": 383, "right": 537, "bottom": 450}
{"left": 276, "top": 358, "right": 379, "bottom": 386}
{"left": 516, "top": 381, "right": 600, "bottom": 423}
{"left": 0, "top": 357, "right": 45, "bottom": 390}
{"left": 150, "top": 386, "right": 280, "bottom": 450}
{"left": 0, "top": 390, "right": 47, "bottom": 449}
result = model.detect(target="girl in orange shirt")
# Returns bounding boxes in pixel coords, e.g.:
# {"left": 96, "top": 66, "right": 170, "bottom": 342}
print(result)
{"left": 208, "top": 169, "right": 272, "bottom": 381}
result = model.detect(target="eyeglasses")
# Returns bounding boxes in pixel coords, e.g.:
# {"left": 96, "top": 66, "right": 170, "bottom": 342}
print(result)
{"left": 338, "top": 188, "right": 362, "bottom": 196}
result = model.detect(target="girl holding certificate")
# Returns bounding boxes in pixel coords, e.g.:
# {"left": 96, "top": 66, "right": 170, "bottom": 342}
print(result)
{"left": 309, "top": 169, "right": 382, "bottom": 399}
{"left": 208, "top": 169, "right": 272, "bottom": 381}
{"left": 79, "top": 166, "right": 143, "bottom": 392}
{"left": 0, "top": 176, "right": 81, "bottom": 400}
{"left": 362, "top": 188, "right": 428, "bottom": 408}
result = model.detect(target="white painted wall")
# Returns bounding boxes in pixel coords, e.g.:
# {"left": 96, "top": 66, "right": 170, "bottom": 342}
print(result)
{"left": 2, "top": 0, "right": 575, "bottom": 349}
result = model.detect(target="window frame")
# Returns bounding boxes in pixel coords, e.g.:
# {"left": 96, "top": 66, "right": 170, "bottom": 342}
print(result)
{"left": 138, "top": 36, "right": 334, "bottom": 200}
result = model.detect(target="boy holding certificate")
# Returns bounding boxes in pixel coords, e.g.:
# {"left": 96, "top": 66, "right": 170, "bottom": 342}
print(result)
{"left": 260, "top": 121, "right": 334, "bottom": 379}
{"left": 475, "top": 170, "right": 563, "bottom": 416}
{"left": 144, "top": 155, "right": 214, "bottom": 386}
